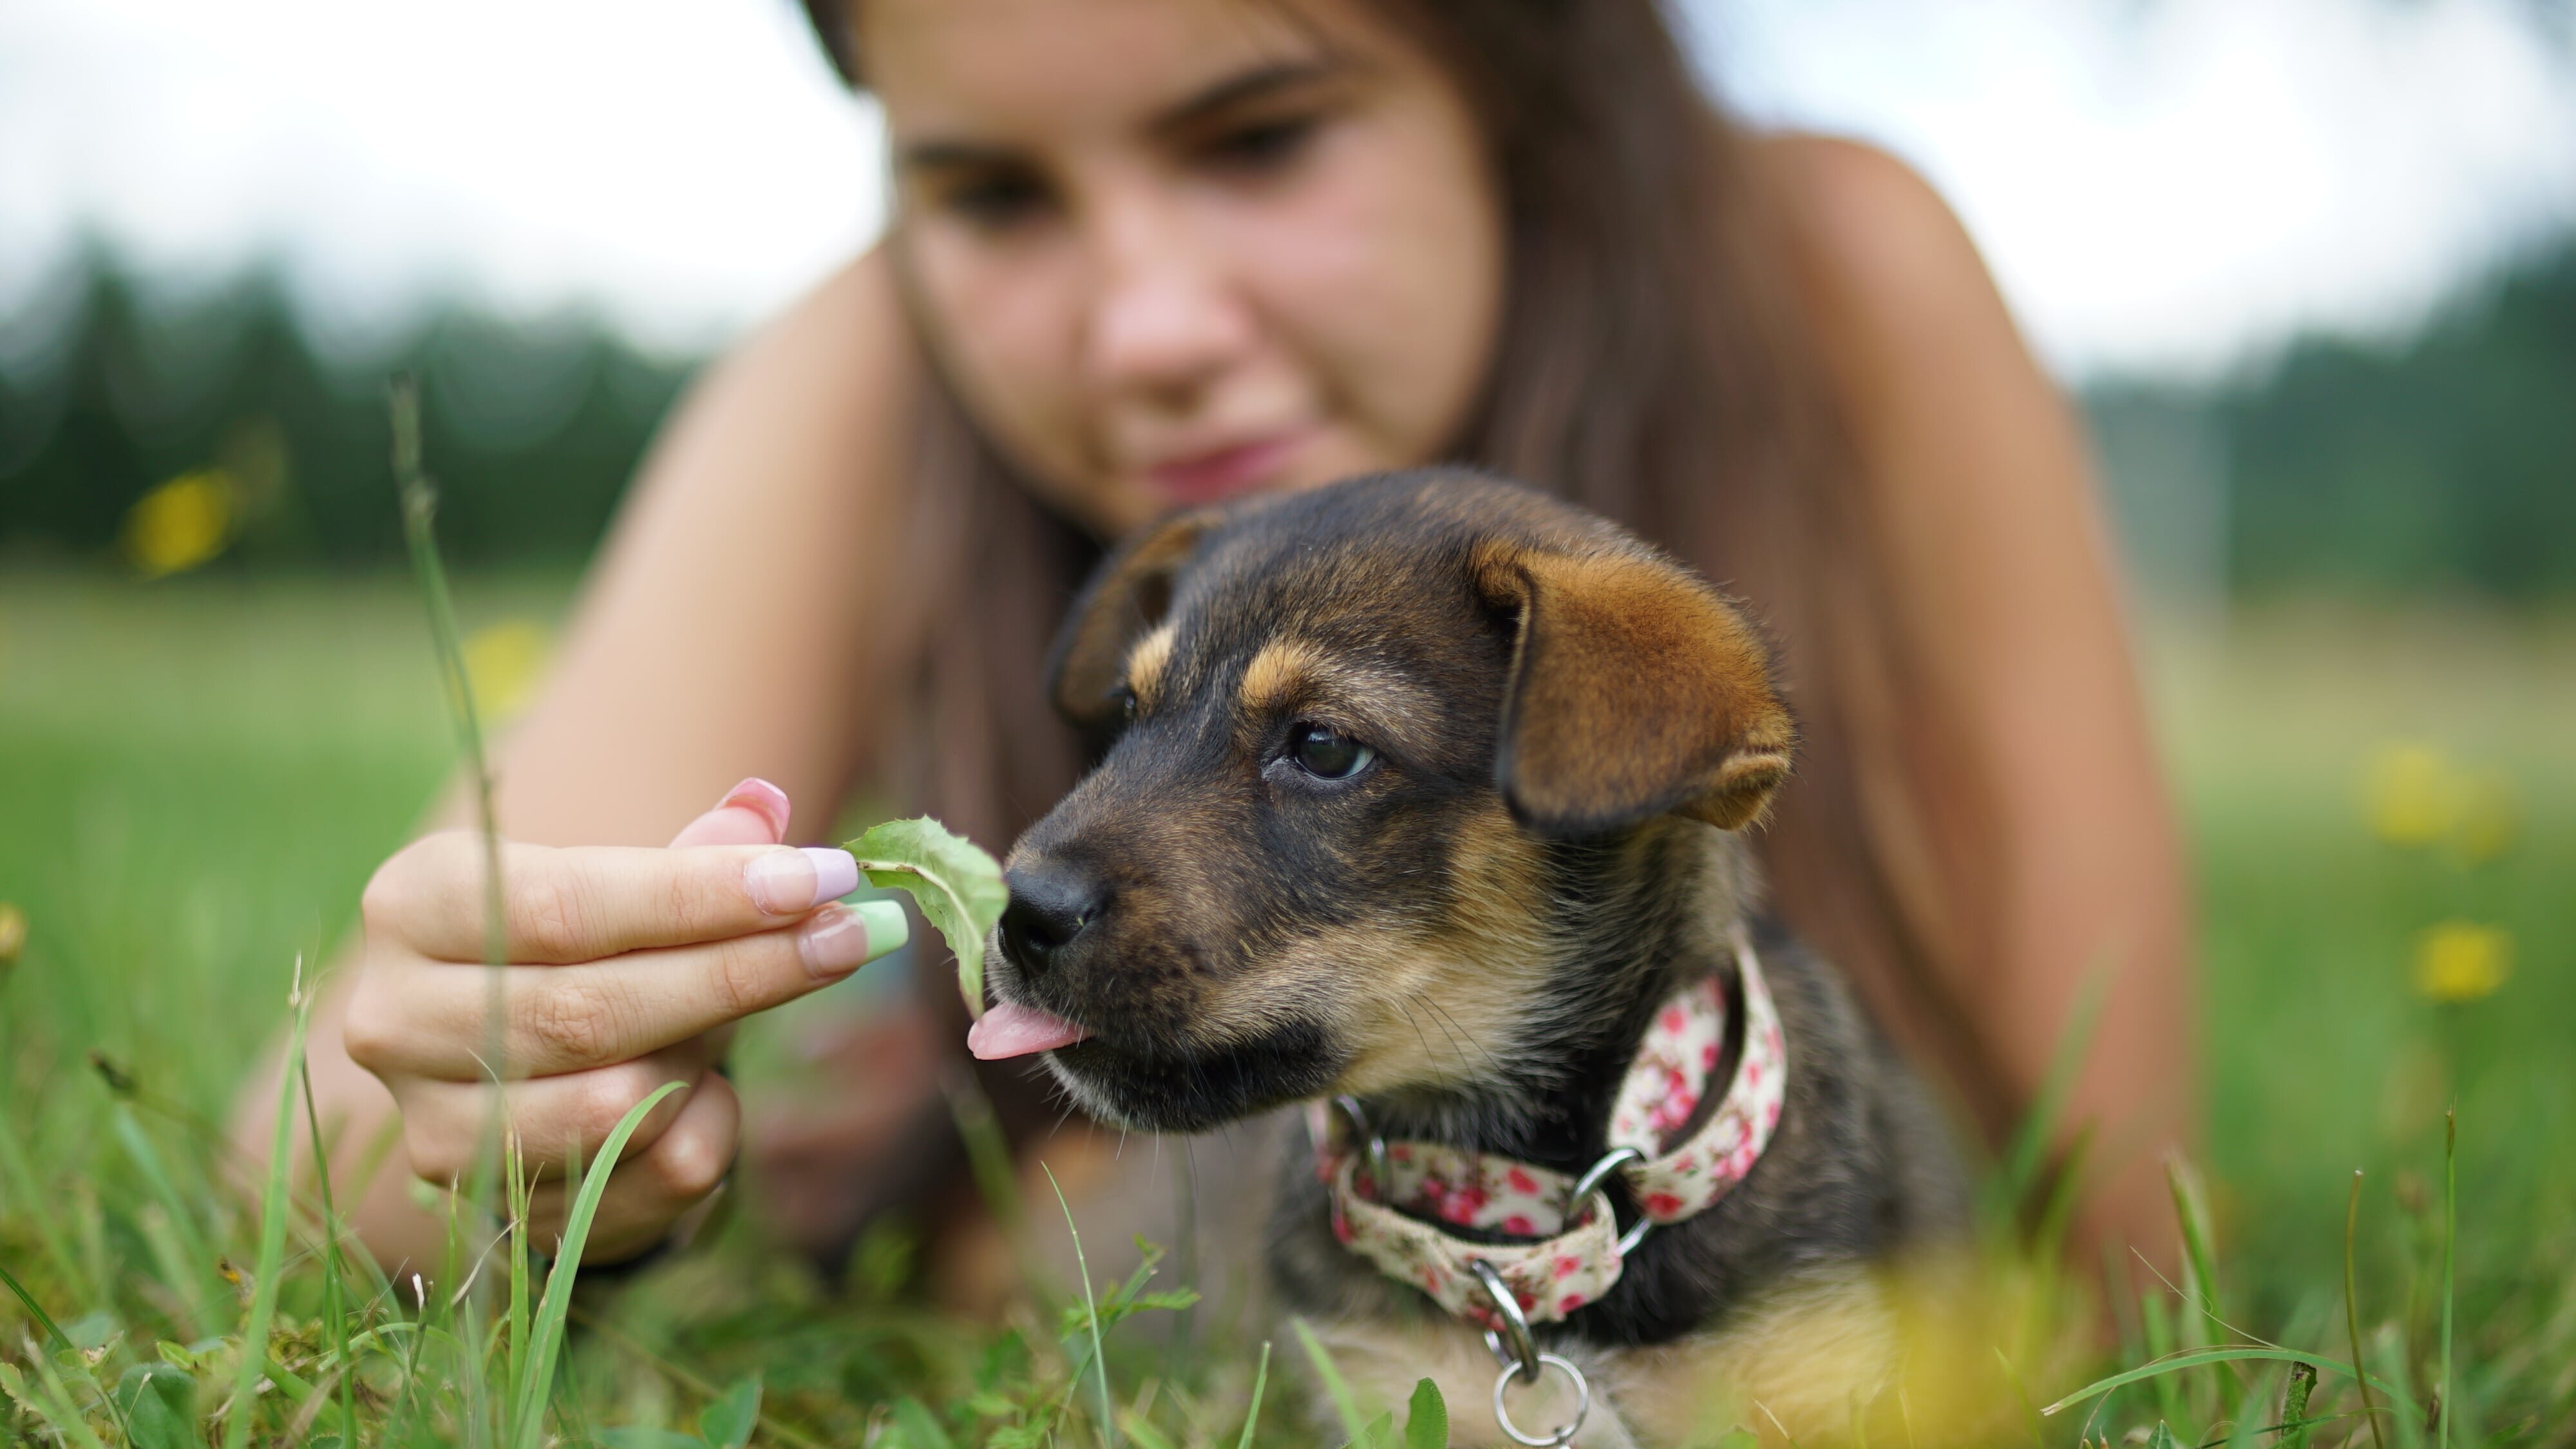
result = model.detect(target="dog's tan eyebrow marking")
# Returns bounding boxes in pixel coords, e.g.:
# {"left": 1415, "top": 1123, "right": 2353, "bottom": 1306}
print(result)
{"left": 1126, "top": 621, "right": 1179, "bottom": 711}
{"left": 1239, "top": 637, "right": 1324, "bottom": 715}
{"left": 1238, "top": 636, "right": 1439, "bottom": 752}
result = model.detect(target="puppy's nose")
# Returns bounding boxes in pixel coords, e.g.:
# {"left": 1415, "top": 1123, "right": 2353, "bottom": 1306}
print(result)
{"left": 999, "top": 865, "right": 1106, "bottom": 978}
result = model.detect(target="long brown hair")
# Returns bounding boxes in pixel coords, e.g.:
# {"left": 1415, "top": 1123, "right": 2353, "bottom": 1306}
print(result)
{"left": 808, "top": 0, "right": 2013, "bottom": 1140}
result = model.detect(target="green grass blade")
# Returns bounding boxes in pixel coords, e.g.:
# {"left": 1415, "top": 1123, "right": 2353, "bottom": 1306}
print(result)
{"left": 389, "top": 375, "right": 506, "bottom": 977}
{"left": 2142, "top": 1287, "right": 2186, "bottom": 1432}
{"left": 0, "top": 1106, "right": 89, "bottom": 1303}
{"left": 2345, "top": 1172, "right": 2387, "bottom": 1449}
{"left": 2166, "top": 1157, "right": 2227, "bottom": 1347}
{"left": 1235, "top": 1340, "right": 1273, "bottom": 1449}
{"left": 2438, "top": 1108, "right": 2455, "bottom": 1449}
{"left": 2043, "top": 1348, "right": 2412, "bottom": 1419}
{"left": 1293, "top": 1317, "right": 1372, "bottom": 1444}
{"left": 0, "top": 1258, "right": 72, "bottom": 1354}
{"left": 0, "top": 1259, "right": 130, "bottom": 1449}
{"left": 296, "top": 980, "right": 359, "bottom": 1444}
{"left": 507, "top": 1079, "right": 685, "bottom": 1448}
{"left": 221, "top": 976, "right": 313, "bottom": 1449}
{"left": 1044, "top": 1162, "right": 1119, "bottom": 1449}
{"left": 506, "top": 1131, "right": 531, "bottom": 1414}
{"left": 1985, "top": 957, "right": 2111, "bottom": 1226}
{"left": 111, "top": 1105, "right": 220, "bottom": 1311}
{"left": 15, "top": 1349, "right": 112, "bottom": 1449}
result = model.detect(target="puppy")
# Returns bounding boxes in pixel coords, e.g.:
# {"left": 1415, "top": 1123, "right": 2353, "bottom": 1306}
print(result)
{"left": 974, "top": 471, "right": 1967, "bottom": 1446}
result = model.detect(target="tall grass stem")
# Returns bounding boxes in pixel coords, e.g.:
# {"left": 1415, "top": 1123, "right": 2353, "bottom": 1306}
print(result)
{"left": 507, "top": 1079, "right": 685, "bottom": 1448}
{"left": 296, "top": 1025, "right": 357, "bottom": 1442}
{"left": 221, "top": 975, "right": 312, "bottom": 1449}
{"left": 1044, "top": 1162, "right": 1119, "bottom": 1449}
{"left": 2438, "top": 1108, "right": 2455, "bottom": 1449}
{"left": 2345, "top": 1172, "right": 2385, "bottom": 1449}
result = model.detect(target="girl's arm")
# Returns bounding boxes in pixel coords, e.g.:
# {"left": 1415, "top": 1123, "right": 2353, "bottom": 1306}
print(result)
{"left": 1769, "top": 135, "right": 2195, "bottom": 1264}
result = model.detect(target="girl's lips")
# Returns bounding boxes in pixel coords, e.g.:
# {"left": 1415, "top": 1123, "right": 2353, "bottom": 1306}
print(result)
{"left": 1142, "top": 431, "right": 1308, "bottom": 506}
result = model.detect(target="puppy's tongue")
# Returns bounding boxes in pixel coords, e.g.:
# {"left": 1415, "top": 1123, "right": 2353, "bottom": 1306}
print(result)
{"left": 968, "top": 1001, "right": 1092, "bottom": 1060}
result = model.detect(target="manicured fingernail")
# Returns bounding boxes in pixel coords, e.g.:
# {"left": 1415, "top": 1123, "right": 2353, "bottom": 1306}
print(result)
{"left": 798, "top": 901, "right": 907, "bottom": 979}
{"left": 720, "top": 777, "right": 793, "bottom": 837}
{"left": 744, "top": 846, "right": 858, "bottom": 915}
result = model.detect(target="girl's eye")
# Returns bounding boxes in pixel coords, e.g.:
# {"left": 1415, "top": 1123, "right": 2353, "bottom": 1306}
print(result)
{"left": 939, "top": 171, "right": 1053, "bottom": 231}
{"left": 1202, "top": 113, "right": 1318, "bottom": 174}
{"left": 1289, "top": 724, "right": 1374, "bottom": 781}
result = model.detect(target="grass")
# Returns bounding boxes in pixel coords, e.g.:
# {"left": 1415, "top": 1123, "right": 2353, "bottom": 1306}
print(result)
{"left": 2, "top": 569, "right": 2572, "bottom": 1444}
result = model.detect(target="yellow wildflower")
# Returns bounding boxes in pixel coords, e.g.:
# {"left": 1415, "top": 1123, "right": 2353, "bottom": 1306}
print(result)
{"left": 2450, "top": 771, "right": 2519, "bottom": 863}
{"left": 2413, "top": 921, "right": 2512, "bottom": 1003}
{"left": 123, "top": 469, "right": 238, "bottom": 578}
{"left": 2363, "top": 743, "right": 2459, "bottom": 845}
{"left": 463, "top": 619, "right": 553, "bottom": 723}
{"left": 0, "top": 901, "right": 24, "bottom": 972}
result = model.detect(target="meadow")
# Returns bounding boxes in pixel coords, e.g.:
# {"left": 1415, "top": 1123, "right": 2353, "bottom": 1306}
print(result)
{"left": 1, "top": 566, "right": 2570, "bottom": 1446}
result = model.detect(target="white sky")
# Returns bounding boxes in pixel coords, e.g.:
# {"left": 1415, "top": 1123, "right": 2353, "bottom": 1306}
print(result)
{"left": 1, "top": 0, "right": 2571, "bottom": 383}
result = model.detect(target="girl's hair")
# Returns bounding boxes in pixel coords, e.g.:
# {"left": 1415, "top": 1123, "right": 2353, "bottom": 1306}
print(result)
{"left": 806, "top": 0, "right": 2011, "bottom": 1137}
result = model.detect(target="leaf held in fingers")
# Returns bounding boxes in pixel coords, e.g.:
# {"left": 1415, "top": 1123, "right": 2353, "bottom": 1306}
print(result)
{"left": 846, "top": 816, "right": 1007, "bottom": 1019}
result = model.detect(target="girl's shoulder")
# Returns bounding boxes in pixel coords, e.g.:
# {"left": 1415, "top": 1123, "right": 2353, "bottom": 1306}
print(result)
{"left": 718, "top": 245, "right": 922, "bottom": 408}
{"left": 1745, "top": 129, "right": 2005, "bottom": 350}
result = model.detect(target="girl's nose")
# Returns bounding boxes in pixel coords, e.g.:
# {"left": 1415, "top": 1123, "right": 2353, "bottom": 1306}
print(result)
{"left": 1083, "top": 203, "right": 1255, "bottom": 402}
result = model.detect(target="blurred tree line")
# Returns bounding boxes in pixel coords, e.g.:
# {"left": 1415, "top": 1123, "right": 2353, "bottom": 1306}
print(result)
{"left": 2092, "top": 235, "right": 2576, "bottom": 605}
{"left": 0, "top": 255, "right": 694, "bottom": 569}
{"left": 3, "top": 238, "right": 2571, "bottom": 595}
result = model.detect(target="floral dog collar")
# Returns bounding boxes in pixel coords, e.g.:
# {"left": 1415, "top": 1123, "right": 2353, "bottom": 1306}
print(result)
{"left": 1307, "top": 923, "right": 1788, "bottom": 1332}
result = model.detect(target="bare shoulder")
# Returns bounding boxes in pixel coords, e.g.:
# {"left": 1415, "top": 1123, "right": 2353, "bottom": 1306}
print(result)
{"left": 686, "top": 247, "right": 920, "bottom": 431}
{"left": 1750, "top": 132, "right": 2027, "bottom": 379}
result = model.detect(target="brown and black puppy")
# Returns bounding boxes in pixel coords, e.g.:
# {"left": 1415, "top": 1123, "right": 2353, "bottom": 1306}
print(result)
{"left": 981, "top": 471, "right": 1967, "bottom": 1443}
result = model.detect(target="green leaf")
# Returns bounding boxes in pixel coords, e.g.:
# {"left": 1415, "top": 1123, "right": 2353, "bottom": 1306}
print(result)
{"left": 125, "top": 1380, "right": 195, "bottom": 1449}
{"left": 892, "top": 1396, "right": 956, "bottom": 1449}
{"left": 697, "top": 1374, "right": 762, "bottom": 1449}
{"left": 846, "top": 817, "right": 1008, "bottom": 1019}
{"left": 1403, "top": 1378, "right": 1448, "bottom": 1449}
{"left": 1352, "top": 1411, "right": 1397, "bottom": 1448}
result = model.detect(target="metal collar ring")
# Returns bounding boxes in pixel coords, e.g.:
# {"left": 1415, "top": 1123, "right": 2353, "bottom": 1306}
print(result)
{"left": 1492, "top": 1353, "right": 1591, "bottom": 1448}
{"left": 1468, "top": 1258, "right": 1539, "bottom": 1383}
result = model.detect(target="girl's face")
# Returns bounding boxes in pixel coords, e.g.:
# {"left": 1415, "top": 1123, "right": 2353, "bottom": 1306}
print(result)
{"left": 865, "top": 0, "right": 1505, "bottom": 536}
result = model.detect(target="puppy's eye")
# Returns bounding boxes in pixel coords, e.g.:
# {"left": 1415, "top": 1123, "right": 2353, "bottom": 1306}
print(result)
{"left": 1289, "top": 724, "right": 1374, "bottom": 781}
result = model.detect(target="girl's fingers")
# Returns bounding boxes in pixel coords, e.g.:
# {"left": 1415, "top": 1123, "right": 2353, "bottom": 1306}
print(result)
{"left": 526, "top": 1070, "right": 741, "bottom": 1264}
{"left": 667, "top": 777, "right": 793, "bottom": 849}
{"left": 392, "top": 1041, "right": 719, "bottom": 1188}
{"left": 348, "top": 901, "right": 909, "bottom": 1080}
{"left": 366, "top": 832, "right": 860, "bottom": 965}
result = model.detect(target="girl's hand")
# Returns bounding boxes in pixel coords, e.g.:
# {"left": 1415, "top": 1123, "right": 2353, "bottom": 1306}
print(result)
{"left": 341, "top": 779, "right": 905, "bottom": 1262}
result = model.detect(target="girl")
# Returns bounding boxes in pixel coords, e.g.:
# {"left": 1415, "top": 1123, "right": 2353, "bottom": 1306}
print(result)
{"left": 242, "top": 0, "right": 2188, "bottom": 1283}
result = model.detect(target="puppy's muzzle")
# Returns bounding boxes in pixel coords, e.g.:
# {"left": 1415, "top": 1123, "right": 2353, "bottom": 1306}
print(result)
{"left": 998, "top": 864, "right": 1108, "bottom": 979}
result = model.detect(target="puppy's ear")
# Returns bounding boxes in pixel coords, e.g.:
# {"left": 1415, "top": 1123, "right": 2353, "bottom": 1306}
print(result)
{"left": 1047, "top": 512, "right": 1210, "bottom": 728}
{"left": 1476, "top": 543, "right": 1793, "bottom": 835}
